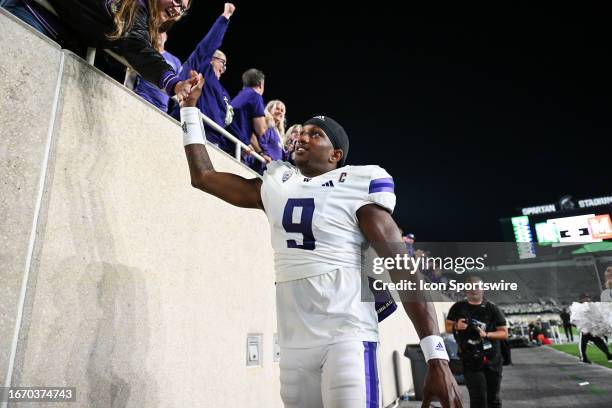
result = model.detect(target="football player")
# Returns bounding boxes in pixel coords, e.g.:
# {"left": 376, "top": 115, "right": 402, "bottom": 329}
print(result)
{"left": 179, "top": 71, "right": 462, "bottom": 408}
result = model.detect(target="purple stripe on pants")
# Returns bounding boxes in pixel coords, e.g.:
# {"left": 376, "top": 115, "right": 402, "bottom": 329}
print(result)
{"left": 363, "top": 341, "right": 379, "bottom": 408}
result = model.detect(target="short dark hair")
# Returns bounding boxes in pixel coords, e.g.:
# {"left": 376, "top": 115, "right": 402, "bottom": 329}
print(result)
{"left": 465, "top": 275, "right": 482, "bottom": 283}
{"left": 242, "top": 69, "right": 265, "bottom": 87}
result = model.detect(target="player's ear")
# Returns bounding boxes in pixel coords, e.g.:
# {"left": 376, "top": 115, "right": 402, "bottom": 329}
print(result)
{"left": 330, "top": 149, "right": 343, "bottom": 164}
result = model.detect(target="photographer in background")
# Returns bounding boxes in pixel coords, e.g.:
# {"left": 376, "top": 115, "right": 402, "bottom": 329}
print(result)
{"left": 446, "top": 276, "right": 508, "bottom": 408}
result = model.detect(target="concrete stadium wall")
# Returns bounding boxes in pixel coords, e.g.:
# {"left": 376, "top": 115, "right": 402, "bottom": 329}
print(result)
{"left": 1, "top": 9, "right": 452, "bottom": 407}
{"left": 0, "top": 9, "right": 64, "bottom": 392}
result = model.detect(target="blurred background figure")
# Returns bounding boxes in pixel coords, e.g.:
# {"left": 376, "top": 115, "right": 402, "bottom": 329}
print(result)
{"left": 601, "top": 265, "right": 612, "bottom": 302}
{"left": 559, "top": 307, "right": 573, "bottom": 342}
{"left": 402, "top": 232, "right": 415, "bottom": 256}
{"left": 283, "top": 124, "right": 302, "bottom": 162}
{"left": 577, "top": 294, "right": 612, "bottom": 364}
{"left": 228, "top": 68, "right": 267, "bottom": 161}
{"left": 250, "top": 100, "right": 286, "bottom": 173}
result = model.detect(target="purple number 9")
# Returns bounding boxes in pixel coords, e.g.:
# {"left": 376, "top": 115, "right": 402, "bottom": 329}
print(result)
{"left": 282, "top": 198, "right": 316, "bottom": 250}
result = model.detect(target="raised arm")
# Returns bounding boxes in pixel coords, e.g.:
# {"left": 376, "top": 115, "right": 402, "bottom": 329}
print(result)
{"left": 357, "top": 204, "right": 463, "bottom": 408}
{"left": 181, "top": 71, "right": 263, "bottom": 209}
{"left": 183, "top": 3, "right": 235, "bottom": 72}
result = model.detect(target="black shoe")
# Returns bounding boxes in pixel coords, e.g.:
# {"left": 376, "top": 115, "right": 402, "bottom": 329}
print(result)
{"left": 580, "top": 359, "right": 592, "bottom": 364}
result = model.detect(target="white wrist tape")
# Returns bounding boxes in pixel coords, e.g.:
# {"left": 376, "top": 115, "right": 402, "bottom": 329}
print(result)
{"left": 180, "top": 107, "right": 206, "bottom": 146}
{"left": 420, "top": 335, "right": 449, "bottom": 362}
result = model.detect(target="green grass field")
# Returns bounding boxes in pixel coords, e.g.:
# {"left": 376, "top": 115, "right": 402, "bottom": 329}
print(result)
{"left": 550, "top": 344, "right": 612, "bottom": 369}
{"left": 557, "top": 326, "right": 580, "bottom": 339}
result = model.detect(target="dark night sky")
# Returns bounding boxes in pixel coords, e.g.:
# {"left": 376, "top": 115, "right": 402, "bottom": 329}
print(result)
{"left": 167, "top": 3, "right": 611, "bottom": 242}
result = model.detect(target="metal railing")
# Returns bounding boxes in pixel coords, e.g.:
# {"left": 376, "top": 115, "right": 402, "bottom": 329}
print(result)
{"left": 32, "top": 0, "right": 265, "bottom": 163}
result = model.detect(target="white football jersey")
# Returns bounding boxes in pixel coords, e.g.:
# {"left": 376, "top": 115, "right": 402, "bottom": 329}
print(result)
{"left": 260, "top": 162, "right": 396, "bottom": 283}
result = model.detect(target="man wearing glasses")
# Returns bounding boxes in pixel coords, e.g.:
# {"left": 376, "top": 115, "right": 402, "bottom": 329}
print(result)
{"left": 170, "top": 3, "right": 236, "bottom": 154}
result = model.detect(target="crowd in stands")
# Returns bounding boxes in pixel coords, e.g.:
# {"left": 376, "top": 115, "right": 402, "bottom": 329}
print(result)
{"left": 500, "top": 301, "right": 559, "bottom": 316}
{"left": 3, "top": 1, "right": 301, "bottom": 174}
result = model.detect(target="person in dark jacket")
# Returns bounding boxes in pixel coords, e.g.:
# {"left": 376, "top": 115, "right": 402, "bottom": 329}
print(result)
{"left": 559, "top": 308, "right": 573, "bottom": 342}
{"left": 2, "top": 0, "right": 193, "bottom": 99}
{"left": 446, "top": 276, "right": 508, "bottom": 408}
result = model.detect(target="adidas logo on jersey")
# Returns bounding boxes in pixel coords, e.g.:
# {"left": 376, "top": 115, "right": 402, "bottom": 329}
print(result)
{"left": 321, "top": 180, "right": 335, "bottom": 187}
{"left": 435, "top": 342, "right": 445, "bottom": 352}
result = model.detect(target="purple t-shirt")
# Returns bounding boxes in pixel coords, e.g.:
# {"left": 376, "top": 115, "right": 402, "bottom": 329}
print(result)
{"left": 259, "top": 127, "right": 284, "bottom": 161}
{"left": 229, "top": 87, "right": 265, "bottom": 145}
{"left": 134, "top": 51, "right": 182, "bottom": 112}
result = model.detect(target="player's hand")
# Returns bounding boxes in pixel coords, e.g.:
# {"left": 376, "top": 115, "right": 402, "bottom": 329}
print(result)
{"left": 263, "top": 154, "right": 272, "bottom": 164}
{"left": 180, "top": 70, "right": 205, "bottom": 108}
{"left": 455, "top": 319, "right": 468, "bottom": 331}
{"left": 478, "top": 328, "right": 487, "bottom": 338}
{"left": 421, "top": 360, "right": 463, "bottom": 408}
{"left": 223, "top": 3, "right": 235, "bottom": 18}
{"left": 174, "top": 79, "right": 192, "bottom": 103}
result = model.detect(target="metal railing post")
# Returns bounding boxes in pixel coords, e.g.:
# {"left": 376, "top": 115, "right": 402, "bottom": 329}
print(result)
{"left": 85, "top": 47, "right": 96, "bottom": 65}
{"left": 199, "top": 112, "right": 265, "bottom": 164}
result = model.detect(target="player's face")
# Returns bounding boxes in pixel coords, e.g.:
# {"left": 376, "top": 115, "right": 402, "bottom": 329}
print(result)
{"left": 294, "top": 125, "right": 336, "bottom": 169}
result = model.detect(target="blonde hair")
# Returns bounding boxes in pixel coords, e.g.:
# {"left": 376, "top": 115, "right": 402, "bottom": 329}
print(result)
{"left": 107, "top": 0, "right": 191, "bottom": 53}
{"left": 265, "top": 100, "right": 286, "bottom": 143}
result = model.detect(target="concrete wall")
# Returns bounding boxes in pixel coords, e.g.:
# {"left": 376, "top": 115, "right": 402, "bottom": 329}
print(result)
{"left": 1, "top": 10, "right": 452, "bottom": 407}
{"left": 0, "top": 9, "right": 64, "bottom": 391}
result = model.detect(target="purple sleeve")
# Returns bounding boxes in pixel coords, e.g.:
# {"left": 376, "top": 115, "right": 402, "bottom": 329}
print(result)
{"left": 159, "top": 71, "right": 180, "bottom": 96}
{"left": 253, "top": 94, "right": 265, "bottom": 117}
{"left": 167, "top": 53, "right": 182, "bottom": 75}
{"left": 180, "top": 16, "right": 229, "bottom": 78}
